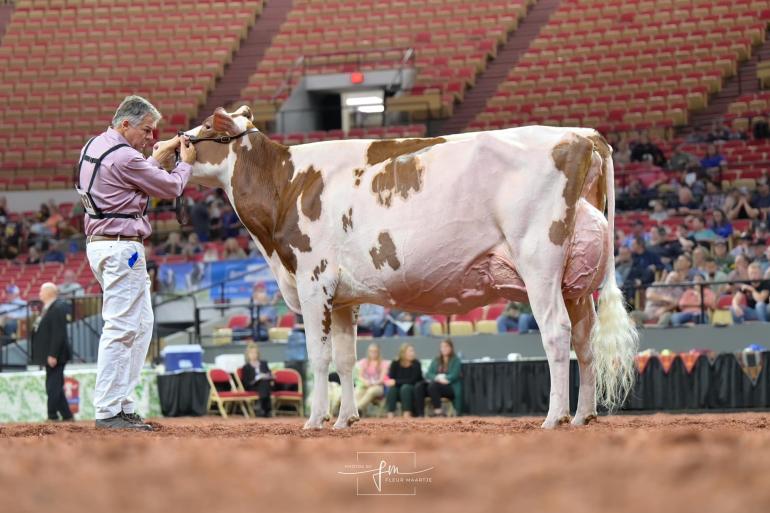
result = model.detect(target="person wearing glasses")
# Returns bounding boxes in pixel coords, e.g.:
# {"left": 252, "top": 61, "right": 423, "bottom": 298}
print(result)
{"left": 77, "top": 95, "right": 196, "bottom": 430}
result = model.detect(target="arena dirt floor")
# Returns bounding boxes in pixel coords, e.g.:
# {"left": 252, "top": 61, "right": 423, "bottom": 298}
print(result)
{"left": 1, "top": 413, "right": 769, "bottom": 513}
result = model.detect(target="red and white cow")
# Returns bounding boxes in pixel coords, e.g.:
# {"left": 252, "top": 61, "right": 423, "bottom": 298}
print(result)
{"left": 180, "top": 106, "right": 638, "bottom": 429}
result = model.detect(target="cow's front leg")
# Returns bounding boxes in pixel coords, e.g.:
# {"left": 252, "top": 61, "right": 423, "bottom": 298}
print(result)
{"left": 331, "top": 305, "right": 359, "bottom": 429}
{"left": 300, "top": 294, "right": 334, "bottom": 430}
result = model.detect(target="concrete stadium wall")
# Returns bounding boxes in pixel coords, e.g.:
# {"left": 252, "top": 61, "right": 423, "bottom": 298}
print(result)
{"left": 200, "top": 323, "right": 770, "bottom": 364}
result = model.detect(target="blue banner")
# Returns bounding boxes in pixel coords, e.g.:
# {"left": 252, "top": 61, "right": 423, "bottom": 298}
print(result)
{"left": 157, "top": 258, "right": 277, "bottom": 300}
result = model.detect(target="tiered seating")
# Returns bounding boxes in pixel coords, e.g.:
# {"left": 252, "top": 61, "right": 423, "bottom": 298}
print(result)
{"left": 240, "top": 0, "right": 533, "bottom": 124}
{"left": 0, "top": 0, "right": 264, "bottom": 189}
{"left": 0, "top": 255, "right": 97, "bottom": 300}
{"left": 269, "top": 124, "right": 426, "bottom": 145}
{"left": 725, "top": 91, "right": 770, "bottom": 132}
{"left": 469, "top": 0, "right": 770, "bottom": 136}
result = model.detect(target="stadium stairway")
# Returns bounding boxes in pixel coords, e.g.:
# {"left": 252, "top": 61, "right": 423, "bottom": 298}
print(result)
{"left": 686, "top": 33, "right": 770, "bottom": 130}
{"left": 0, "top": 2, "right": 13, "bottom": 41}
{"left": 193, "top": 0, "right": 295, "bottom": 126}
{"left": 435, "top": 0, "right": 562, "bottom": 135}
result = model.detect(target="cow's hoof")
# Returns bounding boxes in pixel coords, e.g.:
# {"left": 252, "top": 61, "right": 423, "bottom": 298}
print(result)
{"left": 541, "top": 415, "right": 571, "bottom": 429}
{"left": 322, "top": 414, "right": 331, "bottom": 423}
{"left": 572, "top": 413, "right": 598, "bottom": 426}
{"left": 332, "top": 415, "right": 360, "bottom": 430}
{"left": 303, "top": 417, "right": 326, "bottom": 430}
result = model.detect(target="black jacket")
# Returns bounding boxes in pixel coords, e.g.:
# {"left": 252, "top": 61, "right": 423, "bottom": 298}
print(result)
{"left": 241, "top": 360, "right": 271, "bottom": 386}
{"left": 388, "top": 360, "right": 423, "bottom": 386}
{"left": 31, "top": 299, "right": 71, "bottom": 366}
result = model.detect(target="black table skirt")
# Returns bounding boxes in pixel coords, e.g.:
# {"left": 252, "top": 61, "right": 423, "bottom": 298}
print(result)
{"left": 461, "top": 352, "right": 770, "bottom": 416}
{"left": 157, "top": 371, "right": 211, "bottom": 417}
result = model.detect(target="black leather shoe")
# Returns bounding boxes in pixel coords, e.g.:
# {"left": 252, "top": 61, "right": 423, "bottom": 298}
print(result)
{"left": 95, "top": 414, "right": 152, "bottom": 431}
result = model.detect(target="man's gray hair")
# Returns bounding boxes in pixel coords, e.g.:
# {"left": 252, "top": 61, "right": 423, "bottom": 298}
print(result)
{"left": 111, "top": 95, "right": 162, "bottom": 128}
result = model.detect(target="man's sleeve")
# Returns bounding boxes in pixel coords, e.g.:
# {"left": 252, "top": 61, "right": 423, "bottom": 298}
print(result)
{"left": 120, "top": 154, "right": 192, "bottom": 200}
{"left": 48, "top": 306, "right": 68, "bottom": 358}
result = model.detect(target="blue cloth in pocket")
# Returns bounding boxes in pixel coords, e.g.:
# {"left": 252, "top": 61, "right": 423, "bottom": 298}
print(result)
{"left": 128, "top": 251, "right": 139, "bottom": 268}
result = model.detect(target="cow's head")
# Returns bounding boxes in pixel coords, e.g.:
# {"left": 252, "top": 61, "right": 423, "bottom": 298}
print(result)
{"left": 181, "top": 105, "right": 257, "bottom": 188}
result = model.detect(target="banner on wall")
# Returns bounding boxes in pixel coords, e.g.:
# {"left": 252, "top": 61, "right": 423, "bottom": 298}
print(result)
{"left": 157, "top": 258, "right": 277, "bottom": 300}
{"left": 64, "top": 377, "right": 79, "bottom": 414}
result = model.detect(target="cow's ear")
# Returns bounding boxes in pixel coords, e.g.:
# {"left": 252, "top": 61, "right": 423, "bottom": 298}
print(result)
{"left": 213, "top": 107, "right": 239, "bottom": 135}
{"left": 240, "top": 105, "right": 254, "bottom": 122}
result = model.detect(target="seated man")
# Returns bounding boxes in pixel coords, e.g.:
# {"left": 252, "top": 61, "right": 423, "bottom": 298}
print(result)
{"left": 0, "top": 285, "right": 28, "bottom": 340}
{"left": 357, "top": 303, "right": 386, "bottom": 337}
{"left": 731, "top": 262, "right": 770, "bottom": 323}
{"left": 496, "top": 302, "right": 520, "bottom": 333}
{"left": 671, "top": 274, "right": 716, "bottom": 326}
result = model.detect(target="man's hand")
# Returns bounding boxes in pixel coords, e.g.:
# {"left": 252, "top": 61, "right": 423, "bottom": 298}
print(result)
{"left": 152, "top": 136, "right": 180, "bottom": 169}
{"left": 179, "top": 136, "right": 197, "bottom": 165}
{"left": 47, "top": 356, "right": 57, "bottom": 368}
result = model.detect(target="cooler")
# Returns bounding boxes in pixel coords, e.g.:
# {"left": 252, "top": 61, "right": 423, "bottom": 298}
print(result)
{"left": 161, "top": 344, "right": 204, "bottom": 372}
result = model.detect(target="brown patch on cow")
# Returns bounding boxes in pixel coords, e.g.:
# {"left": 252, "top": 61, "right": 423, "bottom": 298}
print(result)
{"left": 371, "top": 155, "right": 424, "bottom": 207}
{"left": 299, "top": 166, "right": 324, "bottom": 221}
{"left": 369, "top": 231, "right": 401, "bottom": 271}
{"left": 353, "top": 168, "right": 365, "bottom": 187}
{"left": 322, "top": 297, "right": 333, "bottom": 340}
{"left": 231, "top": 130, "right": 320, "bottom": 274}
{"left": 366, "top": 137, "right": 446, "bottom": 166}
{"left": 311, "top": 259, "right": 328, "bottom": 282}
{"left": 549, "top": 136, "right": 594, "bottom": 246}
{"left": 342, "top": 208, "right": 353, "bottom": 232}
{"left": 587, "top": 134, "right": 610, "bottom": 212}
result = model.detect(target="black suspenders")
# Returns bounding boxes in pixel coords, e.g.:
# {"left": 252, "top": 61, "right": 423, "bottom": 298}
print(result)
{"left": 76, "top": 137, "right": 145, "bottom": 220}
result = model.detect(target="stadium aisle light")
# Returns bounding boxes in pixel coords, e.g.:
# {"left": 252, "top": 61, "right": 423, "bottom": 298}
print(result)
{"left": 345, "top": 96, "right": 383, "bottom": 107}
{"left": 358, "top": 105, "right": 385, "bottom": 114}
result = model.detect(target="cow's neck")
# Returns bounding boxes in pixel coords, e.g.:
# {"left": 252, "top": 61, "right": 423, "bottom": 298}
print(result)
{"left": 223, "top": 132, "right": 298, "bottom": 275}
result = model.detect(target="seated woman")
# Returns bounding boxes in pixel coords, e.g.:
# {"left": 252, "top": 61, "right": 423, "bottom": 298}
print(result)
{"left": 355, "top": 343, "right": 389, "bottom": 414}
{"left": 240, "top": 342, "right": 274, "bottom": 417}
{"left": 385, "top": 343, "right": 423, "bottom": 418}
{"left": 671, "top": 274, "right": 716, "bottom": 326}
{"left": 418, "top": 338, "right": 463, "bottom": 416}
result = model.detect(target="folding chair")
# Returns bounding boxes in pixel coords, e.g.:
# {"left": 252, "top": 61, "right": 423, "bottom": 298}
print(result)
{"left": 207, "top": 368, "right": 258, "bottom": 418}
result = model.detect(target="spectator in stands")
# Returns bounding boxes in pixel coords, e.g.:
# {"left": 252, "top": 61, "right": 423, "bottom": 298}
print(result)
{"left": 672, "top": 274, "right": 716, "bottom": 326}
{"left": 648, "top": 200, "right": 668, "bottom": 223}
{"left": 251, "top": 283, "right": 278, "bottom": 341}
{"left": 26, "top": 246, "right": 41, "bottom": 265}
{"left": 700, "top": 144, "right": 727, "bottom": 179}
{"left": 241, "top": 342, "right": 273, "bottom": 417}
{"left": 620, "top": 179, "right": 651, "bottom": 210}
{"left": 676, "top": 253, "right": 700, "bottom": 281}
{"left": 670, "top": 187, "right": 700, "bottom": 215}
{"left": 38, "top": 202, "right": 51, "bottom": 223}
{"left": 667, "top": 145, "right": 699, "bottom": 172}
{"left": 712, "top": 238, "right": 734, "bottom": 271}
{"left": 157, "top": 232, "right": 184, "bottom": 255}
{"left": 417, "top": 338, "right": 462, "bottom": 417}
{"left": 709, "top": 209, "right": 733, "bottom": 239}
{"left": 616, "top": 245, "right": 633, "bottom": 286}
{"left": 731, "top": 262, "right": 770, "bottom": 323}
{"left": 496, "top": 302, "right": 520, "bottom": 333}
{"left": 1, "top": 222, "right": 22, "bottom": 259}
{"left": 221, "top": 204, "right": 241, "bottom": 239}
{"left": 43, "top": 241, "right": 66, "bottom": 263}
{"left": 689, "top": 216, "right": 718, "bottom": 242}
{"left": 647, "top": 227, "right": 672, "bottom": 268}
{"left": 44, "top": 205, "right": 63, "bottom": 237}
{"left": 0, "top": 285, "right": 27, "bottom": 338}
{"left": 685, "top": 127, "right": 707, "bottom": 143}
{"left": 353, "top": 343, "right": 389, "bottom": 415}
{"left": 620, "top": 238, "right": 658, "bottom": 299}
{"left": 622, "top": 221, "right": 651, "bottom": 248}
{"left": 631, "top": 236, "right": 663, "bottom": 273}
{"left": 182, "top": 233, "right": 204, "bottom": 259}
{"left": 706, "top": 120, "right": 733, "bottom": 142}
{"left": 209, "top": 198, "right": 224, "bottom": 240}
{"left": 0, "top": 196, "right": 7, "bottom": 224}
{"left": 702, "top": 181, "right": 726, "bottom": 212}
{"left": 759, "top": 245, "right": 770, "bottom": 275}
{"left": 725, "top": 189, "right": 760, "bottom": 220}
{"left": 202, "top": 243, "right": 220, "bottom": 262}
{"left": 752, "top": 182, "right": 770, "bottom": 218}
{"left": 731, "top": 233, "right": 753, "bottom": 258}
{"left": 416, "top": 314, "right": 437, "bottom": 336}
{"left": 613, "top": 139, "right": 631, "bottom": 165}
{"left": 223, "top": 237, "right": 246, "bottom": 260}
{"left": 703, "top": 257, "right": 729, "bottom": 295}
{"left": 357, "top": 303, "right": 386, "bottom": 337}
{"left": 383, "top": 309, "right": 415, "bottom": 337}
{"left": 190, "top": 199, "right": 211, "bottom": 242}
{"left": 631, "top": 272, "right": 683, "bottom": 328}
{"left": 728, "top": 254, "right": 751, "bottom": 289}
{"left": 630, "top": 133, "right": 666, "bottom": 166}
{"left": 58, "top": 269, "right": 84, "bottom": 297}
{"left": 385, "top": 343, "right": 423, "bottom": 418}
{"left": 674, "top": 224, "right": 696, "bottom": 253}
{"left": 692, "top": 246, "right": 709, "bottom": 276}
{"left": 515, "top": 302, "right": 538, "bottom": 334}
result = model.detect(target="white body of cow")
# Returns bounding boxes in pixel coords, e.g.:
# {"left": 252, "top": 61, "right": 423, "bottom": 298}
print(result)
{"left": 184, "top": 108, "right": 638, "bottom": 429}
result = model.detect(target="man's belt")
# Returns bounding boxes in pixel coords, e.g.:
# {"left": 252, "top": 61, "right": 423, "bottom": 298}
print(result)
{"left": 87, "top": 234, "right": 144, "bottom": 243}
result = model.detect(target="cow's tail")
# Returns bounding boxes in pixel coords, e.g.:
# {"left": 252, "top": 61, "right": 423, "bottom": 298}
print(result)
{"left": 589, "top": 146, "right": 639, "bottom": 411}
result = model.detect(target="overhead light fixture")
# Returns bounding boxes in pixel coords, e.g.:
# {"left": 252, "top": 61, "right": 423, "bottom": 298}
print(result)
{"left": 345, "top": 96, "right": 383, "bottom": 107}
{"left": 358, "top": 105, "right": 385, "bottom": 114}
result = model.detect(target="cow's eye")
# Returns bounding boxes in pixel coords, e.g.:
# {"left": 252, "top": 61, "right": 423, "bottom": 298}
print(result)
{"left": 204, "top": 124, "right": 211, "bottom": 130}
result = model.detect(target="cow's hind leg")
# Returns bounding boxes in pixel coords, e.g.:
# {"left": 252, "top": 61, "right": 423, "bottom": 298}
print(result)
{"left": 566, "top": 296, "right": 598, "bottom": 426}
{"left": 331, "top": 305, "right": 360, "bottom": 429}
